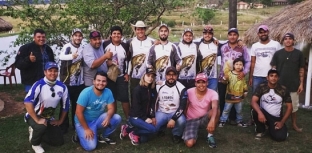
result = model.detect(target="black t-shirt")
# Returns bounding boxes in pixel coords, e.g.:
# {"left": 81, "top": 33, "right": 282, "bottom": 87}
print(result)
{"left": 270, "top": 48, "right": 304, "bottom": 92}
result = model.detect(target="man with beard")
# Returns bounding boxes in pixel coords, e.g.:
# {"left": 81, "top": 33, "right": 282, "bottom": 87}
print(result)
{"left": 82, "top": 31, "right": 113, "bottom": 87}
{"left": 75, "top": 72, "right": 121, "bottom": 151}
{"left": 127, "top": 21, "right": 155, "bottom": 94}
{"left": 249, "top": 25, "right": 281, "bottom": 94}
{"left": 59, "top": 28, "right": 86, "bottom": 133}
{"left": 24, "top": 62, "right": 69, "bottom": 153}
{"left": 197, "top": 25, "right": 218, "bottom": 91}
{"left": 248, "top": 25, "right": 281, "bottom": 125}
{"left": 155, "top": 66, "right": 187, "bottom": 144}
{"left": 270, "top": 33, "right": 304, "bottom": 132}
{"left": 147, "top": 24, "right": 181, "bottom": 86}
{"left": 251, "top": 69, "right": 292, "bottom": 141}
{"left": 218, "top": 28, "right": 250, "bottom": 126}
{"left": 15, "top": 29, "right": 55, "bottom": 93}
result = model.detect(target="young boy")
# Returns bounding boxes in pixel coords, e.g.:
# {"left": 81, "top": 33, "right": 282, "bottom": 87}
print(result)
{"left": 219, "top": 58, "right": 248, "bottom": 127}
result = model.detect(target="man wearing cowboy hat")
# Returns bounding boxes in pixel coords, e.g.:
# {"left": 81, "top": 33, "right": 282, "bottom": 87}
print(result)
{"left": 127, "top": 21, "right": 155, "bottom": 96}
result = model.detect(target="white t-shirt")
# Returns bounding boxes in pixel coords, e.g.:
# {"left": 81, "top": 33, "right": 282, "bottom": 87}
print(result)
{"left": 250, "top": 40, "right": 281, "bottom": 77}
{"left": 198, "top": 42, "right": 218, "bottom": 79}
{"left": 177, "top": 42, "right": 197, "bottom": 79}
{"left": 260, "top": 89, "right": 283, "bottom": 117}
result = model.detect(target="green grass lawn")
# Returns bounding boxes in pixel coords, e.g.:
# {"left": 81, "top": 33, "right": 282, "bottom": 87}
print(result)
{"left": 1, "top": 84, "right": 312, "bottom": 153}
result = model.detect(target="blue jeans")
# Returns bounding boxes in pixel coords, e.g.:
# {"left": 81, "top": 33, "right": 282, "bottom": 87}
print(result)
{"left": 75, "top": 113, "right": 121, "bottom": 151}
{"left": 128, "top": 117, "right": 157, "bottom": 143}
{"left": 155, "top": 111, "right": 186, "bottom": 136}
{"left": 252, "top": 76, "right": 267, "bottom": 93}
{"left": 220, "top": 102, "right": 243, "bottom": 122}
{"left": 207, "top": 78, "right": 218, "bottom": 92}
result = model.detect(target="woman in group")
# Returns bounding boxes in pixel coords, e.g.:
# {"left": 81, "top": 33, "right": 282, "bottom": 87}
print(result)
{"left": 119, "top": 68, "right": 157, "bottom": 145}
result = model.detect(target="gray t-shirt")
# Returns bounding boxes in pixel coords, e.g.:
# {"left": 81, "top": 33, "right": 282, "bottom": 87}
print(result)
{"left": 82, "top": 43, "right": 107, "bottom": 86}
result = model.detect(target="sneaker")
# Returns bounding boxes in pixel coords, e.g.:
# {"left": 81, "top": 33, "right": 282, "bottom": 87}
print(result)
{"left": 207, "top": 136, "right": 217, "bottom": 148}
{"left": 129, "top": 131, "right": 140, "bottom": 146}
{"left": 120, "top": 124, "right": 129, "bottom": 140}
{"left": 219, "top": 122, "right": 226, "bottom": 127}
{"left": 172, "top": 135, "right": 182, "bottom": 144}
{"left": 98, "top": 135, "right": 116, "bottom": 145}
{"left": 28, "top": 126, "right": 33, "bottom": 142}
{"left": 255, "top": 132, "right": 265, "bottom": 140}
{"left": 237, "top": 121, "right": 248, "bottom": 128}
{"left": 72, "top": 132, "right": 79, "bottom": 143}
{"left": 32, "top": 144, "right": 45, "bottom": 153}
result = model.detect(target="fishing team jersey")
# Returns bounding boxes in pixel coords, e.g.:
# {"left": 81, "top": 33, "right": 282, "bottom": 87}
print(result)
{"left": 104, "top": 41, "right": 129, "bottom": 76}
{"left": 197, "top": 41, "right": 218, "bottom": 79}
{"left": 176, "top": 42, "right": 197, "bottom": 80}
{"left": 147, "top": 42, "right": 181, "bottom": 82}
{"left": 24, "top": 78, "right": 70, "bottom": 120}
{"left": 127, "top": 36, "right": 154, "bottom": 79}
{"left": 156, "top": 81, "right": 185, "bottom": 114}
{"left": 59, "top": 42, "right": 84, "bottom": 86}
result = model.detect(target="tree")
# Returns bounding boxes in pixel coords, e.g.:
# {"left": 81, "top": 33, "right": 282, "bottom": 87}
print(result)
{"left": 194, "top": 7, "right": 215, "bottom": 23}
{"left": 2, "top": 0, "right": 192, "bottom": 47}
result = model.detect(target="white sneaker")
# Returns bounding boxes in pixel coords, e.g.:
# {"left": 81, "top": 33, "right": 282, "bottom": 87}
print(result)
{"left": 32, "top": 144, "right": 45, "bottom": 153}
{"left": 29, "top": 126, "right": 33, "bottom": 142}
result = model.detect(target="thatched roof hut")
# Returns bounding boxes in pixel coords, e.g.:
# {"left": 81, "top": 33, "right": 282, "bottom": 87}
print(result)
{"left": 243, "top": 0, "right": 312, "bottom": 46}
{"left": 0, "top": 17, "right": 13, "bottom": 32}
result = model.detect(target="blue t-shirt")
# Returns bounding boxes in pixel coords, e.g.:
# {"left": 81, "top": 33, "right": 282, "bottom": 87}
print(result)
{"left": 74, "top": 86, "right": 114, "bottom": 124}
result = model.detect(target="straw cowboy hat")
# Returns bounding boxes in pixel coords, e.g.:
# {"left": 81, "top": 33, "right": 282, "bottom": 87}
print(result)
{"left": 130, "top": 21, "right": 148, "bottom": 28}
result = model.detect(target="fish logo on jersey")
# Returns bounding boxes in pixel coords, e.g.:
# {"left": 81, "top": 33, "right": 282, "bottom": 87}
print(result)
{"left": 131, "top": 53, "right": 146, "bottom": 75}
{"left": 155, "top": 55, "right": 169, "bottom": 80}
{"left": 181, "top": 55, "right": 195, "bottom": 76}
{"left": 201, "top": 53, "right": 217, "bottom": 77}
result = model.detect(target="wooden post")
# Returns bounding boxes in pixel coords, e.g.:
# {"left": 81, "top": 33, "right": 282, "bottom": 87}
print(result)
{"left": 229, "top": 0, "right": 237, "bottom": 28}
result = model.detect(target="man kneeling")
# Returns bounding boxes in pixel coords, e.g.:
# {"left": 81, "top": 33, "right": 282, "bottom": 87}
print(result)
{"left": 251, "top": 69, "right": 292, "bottom": 141}
{"left": 75, "top": 72, "right": 121, "bottom": 151}
{"left": 182, "top": 73, "right": 220, "bottom": 148}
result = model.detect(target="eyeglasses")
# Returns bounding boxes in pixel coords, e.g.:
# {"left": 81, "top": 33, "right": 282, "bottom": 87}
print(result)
{"left": 50, "top": 87, "right": 55, "bottom": 97}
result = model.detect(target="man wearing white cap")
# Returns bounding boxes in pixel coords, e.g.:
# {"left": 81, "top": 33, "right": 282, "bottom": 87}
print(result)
{"left": 59, "top": 28, "right": 86, "bottom": 133}
{"left": 127, "top": 21, "right": 155, "bottom": 95}
{"left": 248, "top": 25, "right": 281, "bottom": 125}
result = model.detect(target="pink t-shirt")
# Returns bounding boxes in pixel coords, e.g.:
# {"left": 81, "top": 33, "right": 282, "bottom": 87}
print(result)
{"left": 186, "top": 87, "right": 219, "bottom": 120}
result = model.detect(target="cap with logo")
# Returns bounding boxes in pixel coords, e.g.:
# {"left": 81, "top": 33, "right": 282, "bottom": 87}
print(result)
{"left": 283, "top": 32, "right": 295, "bottom": 40}
{"left": 72, "top": 28, "right": 83, "bottom": 36}
{"left": 89, "top": 31, "right": 101, "bottom": 39}
{"left": 45, "top": 62, "right": 58, "bottom": 70}
{"left": 195, "top": 73, "right": 208, "bottom": 82}
{"left": 159, "top": 24, "right": 169, "bottom": 31}
{"left": 146, "top": 68, "right": 156, "bottom": 76}
{"left": 203, "top": 25, "right": 214, "bottom": 34}
{"left": 165, "top": 66, "right": 177, "bottom": 75}
{"left": 228, "top": 28, "right": 239, "bottom": 35}
{"left": 183, "top": 28, "right": 193, "bottom": 35}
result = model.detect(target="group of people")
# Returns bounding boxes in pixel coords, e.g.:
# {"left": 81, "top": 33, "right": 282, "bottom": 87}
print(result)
{"left": 15, "top": 21, "right": 304, "bottom": 153}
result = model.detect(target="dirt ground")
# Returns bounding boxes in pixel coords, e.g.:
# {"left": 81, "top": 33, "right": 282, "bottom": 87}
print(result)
{"left": 0, "top": 92, "right": 25, "bottom": 118}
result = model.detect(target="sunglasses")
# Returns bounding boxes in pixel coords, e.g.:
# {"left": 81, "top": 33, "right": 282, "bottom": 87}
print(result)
{"left": 50, "top": 87, "right": 55, "bottom": 97}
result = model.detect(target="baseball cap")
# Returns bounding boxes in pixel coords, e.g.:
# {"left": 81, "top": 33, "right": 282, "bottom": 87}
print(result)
{"left": 228, "top": 28, "right": 239, "bottom": 35}
{"left": 183, "top": 28, "right": 193, "bottom": 35}
{"left": 203, "top": 25, "right": 214, "bottom": 34}
{"left": 45, "top": 62, "right": 58, "bottom": 70}
{"left": 146, "top": 68, "right": 156, "bottom": 76}
{"left": 283, "top": 32, "right": 295, "bottom": 40}
{"left": 89, "top": 31, "right": 101, "bottom": 39}
{"left": 257, "top": 25, "right": 269, "bottom": 32}
{"left": 72, "top": 28, "right": 83, "bottom": 36}
{"left": 159, "top": 23, "right": 169, "bottom": 31}
{"left": 165, "top": 66, "right": 177, "bottom": 75}
{"left": 195, "top": 73, "right": 208, "bottom": 82}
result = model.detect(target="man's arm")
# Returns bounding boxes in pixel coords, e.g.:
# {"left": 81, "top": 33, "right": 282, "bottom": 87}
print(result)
{"left": 298, "top": 67, "right": 304, "bottom": 93}
{"left": 24, "top": 103, "right": 47, "bottom": 126}
{"left": 276, "top": 103, "right": 292, "bottom": 129}
{"left": 249, "top": 56, "right": 256, "bottom": 86}
{"left": 242, "top": 47, "right": 251, "bottom": 75}
{"left": 251, "top": 95, "right": 266, "bottom": 123}
{"left": 76, "top": 104, "right": 94, "bottom": 140}
{"left": 102, "top": 103, "right": 115, "bottom": 127}
{"left": 15, "top": 45, "right": 33, "bottom": 69}
{"left": 207, "top": 99, "right": 218, "bottom": 133}
{"left": 147, "top": 46, "right": 156, "bottom": 68}
{"left": 91, "top": 50, "right": 112, "bottom": 69}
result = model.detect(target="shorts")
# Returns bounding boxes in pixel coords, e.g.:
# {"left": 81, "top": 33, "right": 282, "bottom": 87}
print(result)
{"left": 290, "top": 92, "right": 299, "bottom": 112}
{"left": 182, "top": 114, "right": 210, "bottom": 141}
{"left": 106, "top": 76, "right": 129, "bottom": 102}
